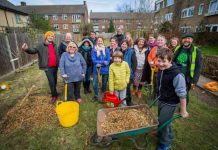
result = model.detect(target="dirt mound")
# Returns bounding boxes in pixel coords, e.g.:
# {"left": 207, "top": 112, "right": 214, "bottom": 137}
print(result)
{"left": 0, "top": 95, "right": 57, "bottom": 134}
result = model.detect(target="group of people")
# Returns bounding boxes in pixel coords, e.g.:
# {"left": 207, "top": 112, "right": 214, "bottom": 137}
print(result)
{"left": 21, "top": 27, "right": 202, "bottom": 150}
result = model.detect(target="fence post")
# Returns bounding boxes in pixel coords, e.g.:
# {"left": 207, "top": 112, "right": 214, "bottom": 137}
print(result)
{"left": 4, "top": 34, "right": 16, "bottom": 71}
{"left": 14, "top": 29, "right": 21, "bottom": 69}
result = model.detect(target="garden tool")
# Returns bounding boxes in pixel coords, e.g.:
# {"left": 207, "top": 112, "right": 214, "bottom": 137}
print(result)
{"left": 97, "top": 67, "right": 102, "bottom": 87}
{"left": 150, "top": 67, "right": 155, "bottom": 94}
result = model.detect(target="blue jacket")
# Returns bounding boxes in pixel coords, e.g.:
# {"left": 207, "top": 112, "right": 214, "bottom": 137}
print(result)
{"left": 123, "top": 48, "right": 137, "bottom": 80}
{"left": 60, "top": 52, "right": 87, "bottom": 82}
{"left": 91, "top": 46, "right": 110, "bottom": 75}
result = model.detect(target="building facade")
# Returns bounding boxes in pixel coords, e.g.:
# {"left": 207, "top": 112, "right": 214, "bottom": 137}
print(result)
{"left": 154, "top": 0, "right": 218, "bottom": 33}
{"left": 90, "top": 12, "right": 153, "bottom": 33}
{"left": 0, "top": 0, "right": 28, "bottom": 32}
{"left": 18, "top": 1, "right": 88, "bottom": 34}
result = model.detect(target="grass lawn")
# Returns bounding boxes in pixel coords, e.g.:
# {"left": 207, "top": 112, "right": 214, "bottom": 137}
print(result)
{"left": 0, "top": 64, "right": 218, "bottom": 150}
{"left": 198, "top": 45, "right": 218, "bottom": 56}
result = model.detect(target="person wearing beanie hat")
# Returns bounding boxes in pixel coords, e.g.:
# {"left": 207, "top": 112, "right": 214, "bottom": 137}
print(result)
{"left": 109, "top": 51, "right": 130, "bottom": 106}
{"left": 22, "top": 31, "right": 59, "bottom": 103}
{"left": 173, "top": 33, "right": 202, "bottom": 105}
{"left": 59, "top": 41, "right": 87, "bottom": 103}
{"left": 58, "top": 32, "right": 74, "bottom": 57}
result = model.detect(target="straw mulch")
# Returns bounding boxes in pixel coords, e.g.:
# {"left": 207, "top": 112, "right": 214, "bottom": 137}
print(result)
{"left": 0, "top": 95, "right": 57, "bottom": 134}
{"left": 101, "top": 108, "right": 155, "bottom": 135}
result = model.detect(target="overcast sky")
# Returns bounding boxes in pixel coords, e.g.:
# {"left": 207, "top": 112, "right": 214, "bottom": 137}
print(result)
{"left": 9, "top": 0, "right": 125, "bottom": 12}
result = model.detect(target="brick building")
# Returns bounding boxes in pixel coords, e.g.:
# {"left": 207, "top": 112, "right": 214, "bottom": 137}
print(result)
{"left": 154, "top": 0, "right": 218, "bottom": 33}
{"left": 18, "top": 1, "right": 88, "bottom": 34}
{"left": 90, "top": 12, "right": 153, "bottom": 33}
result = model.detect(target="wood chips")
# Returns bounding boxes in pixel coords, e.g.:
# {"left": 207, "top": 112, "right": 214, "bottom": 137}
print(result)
{"left": 0, "top": 95, "right": 56, "bottom": 134}
{"left": 101, "top": 108, "right": 155, "bottom": 135}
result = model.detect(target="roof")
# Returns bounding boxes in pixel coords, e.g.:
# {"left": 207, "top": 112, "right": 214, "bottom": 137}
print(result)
{"left": 90, "top": 12, "right": 150, "bottom": 20}
{"left": 18, "top": 5, "right": 88, "bottom": 15}
{"left": 0, "top": 0, "right": 28, "bottom": 15}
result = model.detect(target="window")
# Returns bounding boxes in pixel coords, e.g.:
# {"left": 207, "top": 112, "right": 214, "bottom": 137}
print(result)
{"left": 205, "top": 24, "right": 218, "bottom": 32}
{"left": 53, "top": 15, "right": 58, "bottom": 20}
{"left": 15, "top": 14, "right": 21, "bottom": 24}
{"left": 166, "top": 0, "right": 174, "bottom": 7}
{"left": 72, "top": 24, "right": 80, "bottom": 32}
{"left": 208, "top": 0, "right": 218, "bottom": 14}
{"left": 180, "top": 26, "right": 191, "bottom": 33}
{"left": 165, "top": 13, "right": 173, "bottom": 21}
{"left": 62, "top": 14, "right": 67, "bottom": 20}
{"left": 72, "top": 15, "right": 81, "bottom": 23}
{"left": 198, "top": 4, "right": 204, "bottom": 15}
{"left": 63, "top": 24, "right": 68, "bottom": 29}
{"left": 181, "top": 6, "right": 194, "bottom": 18}
{"left": 44, "top": 15, "right": 49, "bottom": 20}
{"left": 155, "top": 3, "right": 160, "bottom": 11}
{"left": 53, "top": 24, "right": 59, "bottom": 29}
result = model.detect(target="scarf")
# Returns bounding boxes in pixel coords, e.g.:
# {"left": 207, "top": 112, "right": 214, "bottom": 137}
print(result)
{"left": 96, "top": 45, "right": 105, "bottom": 57}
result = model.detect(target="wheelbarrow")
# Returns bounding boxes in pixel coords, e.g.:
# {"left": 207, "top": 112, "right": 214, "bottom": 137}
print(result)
{"left": 89, "top": 98, "right": 181, "bottom": 149}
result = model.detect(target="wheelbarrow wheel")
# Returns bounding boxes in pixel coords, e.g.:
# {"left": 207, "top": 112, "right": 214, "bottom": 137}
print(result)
{"left": 89, "top": 132, "right": 113, "bottom": 148}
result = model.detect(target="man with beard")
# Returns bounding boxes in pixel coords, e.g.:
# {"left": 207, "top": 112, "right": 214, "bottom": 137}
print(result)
{"left": 173, "top": 33, "right": 202, "bottom": 105}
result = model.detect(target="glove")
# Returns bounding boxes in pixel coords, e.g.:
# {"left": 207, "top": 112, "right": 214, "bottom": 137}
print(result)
{"left": 82, "top": 73, "right": 85, "bottom": 77}
{"left": 62, "top": 74, "right": 68, "bottom": 78}
{"left": 96, "top": 64, "right": 101, "bottom": 67}
{"left": 104, "top": 61, "right": 109, "bottom": 65}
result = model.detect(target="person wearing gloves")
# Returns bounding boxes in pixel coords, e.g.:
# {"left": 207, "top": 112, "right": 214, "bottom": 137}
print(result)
{"left": 91, "top": 37, "right": 110, "bottom": 102}
{"left": 78, "top": 38, "right": 93, "bottom": 94}
{"left": 155, "top": 48, "right": 189, "bottom": 150}
{"left": 109, "top": 51, "right": 130, "bottom": 106}
{"left": 59, "top": 41, "right": 87, "bottom": 103}
{"left": 21, "top": 31, "right": 59, "bottom": 103}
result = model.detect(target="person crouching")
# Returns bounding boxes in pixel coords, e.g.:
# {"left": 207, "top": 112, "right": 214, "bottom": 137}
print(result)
{"left": 59, "top": 42, "right": 87, "bottom": 103}
{"left": 109, "top": 51, "right": 130, "bottom": 106}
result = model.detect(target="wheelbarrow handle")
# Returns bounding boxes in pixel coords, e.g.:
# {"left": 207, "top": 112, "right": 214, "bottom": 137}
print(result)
{"left": 157, "top": 114, "right": 182, "bottom": 132}
{"left": 149, "top": 96, "right": 160, "bottom": 108}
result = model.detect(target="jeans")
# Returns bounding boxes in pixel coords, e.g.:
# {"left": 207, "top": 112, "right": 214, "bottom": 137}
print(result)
{"left": 45, "top": 67, "right": 58, "bottom": 97}
{"left": 93, "top": 74, "right": 108, "bottom": 98}
{"left": 158, "top": 101, "right": 177, "bottom": 145}
{"left": 115, "top": 88, "right": 127, "bottom": 106}
{"left": 126, "top": 79, "right": 133, "bottom": 105}
{"left": 67, "top": 81, "right": 81, "bottom": 100}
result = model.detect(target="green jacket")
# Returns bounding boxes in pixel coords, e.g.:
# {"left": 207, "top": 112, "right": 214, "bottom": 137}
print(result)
{"left": 109, "top": 61, "right": 130, "bottom": 91}
{"left": 26, "top": 42, "right": 59, "bottom": 70}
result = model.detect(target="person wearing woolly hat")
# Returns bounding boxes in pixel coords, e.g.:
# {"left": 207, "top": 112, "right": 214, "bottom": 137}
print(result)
{"left": 58, "top": 32, "right": 74, "bottom": 57}
{"left": 78, "top": 38, "right": 93, "bottom": 94}
{"left": 109, "top": 51, "right": 130, "bottom": 106}
{"left": 60, "top": 41, "right": 87, "bottom": 103}
{"left": 173, "top": 33, "right": 202, "bottom": 105}
{"left": 22, "top": 31, "right": 59, "bottom": 103}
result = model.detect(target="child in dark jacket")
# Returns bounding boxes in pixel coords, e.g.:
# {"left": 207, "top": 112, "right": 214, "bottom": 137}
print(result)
{"left": 156, "top": 48, "right": 188, "bottom": 150}
{"left": 78, "top": 38, "right": 93, "bottom": 94}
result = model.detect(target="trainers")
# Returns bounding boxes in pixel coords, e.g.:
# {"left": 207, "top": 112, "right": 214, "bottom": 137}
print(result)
{"left": 77, "top": 98, "right": 82, "bottom": 103}
{"left": 51, "top": 96, "right": 57, "bottom": 103}
{"left": 156, "top": 144, "right": 171, "bottom": 150}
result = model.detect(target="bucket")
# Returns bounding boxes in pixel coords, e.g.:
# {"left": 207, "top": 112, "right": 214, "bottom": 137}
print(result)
{"left": 103, "top": 91, "right": 123, "bottom": 108}
{"left": 55, "top": 101, "right": 79, "bottom": 127}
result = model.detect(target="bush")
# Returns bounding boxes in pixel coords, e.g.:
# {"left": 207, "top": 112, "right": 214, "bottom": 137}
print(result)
{"left": 194, "top": 32, "right": 218, "bottom": 45}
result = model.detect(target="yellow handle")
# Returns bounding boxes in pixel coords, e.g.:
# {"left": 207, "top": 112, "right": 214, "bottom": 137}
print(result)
{"left": 56, "top": 101, "right": 63, "bottom": 107}
{"left": 64, "top": 83, "right": 68, "bottom": 101}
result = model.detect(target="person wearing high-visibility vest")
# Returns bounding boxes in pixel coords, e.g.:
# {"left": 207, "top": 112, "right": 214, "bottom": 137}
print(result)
{"left": 173, "top": 33, "right": 202, "bottom": 105}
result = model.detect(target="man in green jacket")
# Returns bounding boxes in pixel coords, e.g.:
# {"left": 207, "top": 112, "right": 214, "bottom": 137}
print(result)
{"left": 22, "top": 31, "right": 59, "bottom": 103}
{"left": 173, "top": 33, "right": 202, "bottom": 104}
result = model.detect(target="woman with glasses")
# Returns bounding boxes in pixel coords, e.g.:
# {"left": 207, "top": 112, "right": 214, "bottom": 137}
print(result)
{"left": 59, "top": 41, "right": 87, "bottom": 103}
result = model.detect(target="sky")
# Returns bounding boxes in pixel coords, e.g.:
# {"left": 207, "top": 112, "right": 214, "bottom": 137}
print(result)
{"left": 9, "top": 0, "right": 125, "bottom": 12}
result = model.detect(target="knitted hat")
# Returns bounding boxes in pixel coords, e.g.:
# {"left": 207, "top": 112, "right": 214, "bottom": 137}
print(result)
{"left": 44, "top": 31, "right": 55, "bottom": 39}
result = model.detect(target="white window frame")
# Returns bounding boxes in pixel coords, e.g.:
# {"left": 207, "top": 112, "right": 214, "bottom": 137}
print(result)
{"left": 208, "top": 0, "right": 218, "bottom": 14}
{"left": 180, "top": 26, "right": 192, "bottom": 33}
{"left": 15, "top": 14, "right": 21, "bottom": 24}
{"left": 72, "top": 15, "right": 81, "bottom": 23}
{"left": 44, "top": 15, "right": 49, "bottom": 20}
{"left": 166, "top": 0, "right": 174, "bottom": 7}
{"left": 52, "top": 15, "right": 58, "bottom": 20}
{"left": 205, "top": 24, "right": 218, "bottom": 32}
{"left": 62, "top": 14, "right": 67, "bottom": 20}
{"left": 53, "top": 24, "right": 59, "bottom": 29}
{"left": 181, "top": 6, "right": 195, "bottom": 18}
{"left": 155, "top": 2, "right": 161, "bottom": 12}
{"left": 165, "top": 13, "right": 173, "bottom": 21}
{"left": 198, "top": 3, "right": 204, "bottom": 15}
{"left": 63, "top": 24, "right": 68, "bottom": 30}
